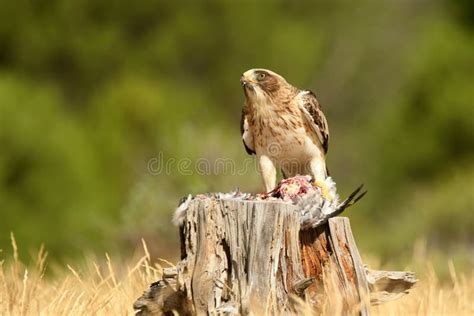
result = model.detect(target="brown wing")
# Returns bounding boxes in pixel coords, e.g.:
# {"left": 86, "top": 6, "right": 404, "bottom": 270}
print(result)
{"left": 240, "top": 106, "right": 256, "bottom": 155}
{"left": 299, "top": 91, "right": 329, "bottom": 154}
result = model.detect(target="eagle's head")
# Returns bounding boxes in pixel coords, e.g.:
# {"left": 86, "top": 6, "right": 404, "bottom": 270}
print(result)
{"left": 240, "top": 68, "right": 291, "bottom": 102}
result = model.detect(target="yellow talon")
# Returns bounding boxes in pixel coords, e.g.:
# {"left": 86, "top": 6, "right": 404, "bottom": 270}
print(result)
{"left": 313, "top": 180, "right": 333, "bottom": 201}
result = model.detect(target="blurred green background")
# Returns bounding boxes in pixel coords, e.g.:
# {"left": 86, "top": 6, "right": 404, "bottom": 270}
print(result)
{"left": 0, "top": 0, "right": 472, "bottom": 273}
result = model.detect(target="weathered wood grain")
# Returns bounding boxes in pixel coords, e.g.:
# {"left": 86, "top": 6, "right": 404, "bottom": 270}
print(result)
{"left": 176, "top": 198, "right": 305, "bottom": 314}
{"left": 328, "top": 218, "right": 370, "bottom": 315}
{"left": 366, "top": 269, "right": 417, "bottom": 304}
{"left": 134, "top": 196, "right": 416, "bottom": 315}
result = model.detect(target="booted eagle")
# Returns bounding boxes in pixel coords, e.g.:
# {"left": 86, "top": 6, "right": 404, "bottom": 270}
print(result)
{"left": 240, "top": 68, "right": 331, "bottom": 199}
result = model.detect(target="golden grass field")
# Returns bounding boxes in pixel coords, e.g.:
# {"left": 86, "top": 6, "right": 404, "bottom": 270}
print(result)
{"left": 0, "top": 234, "right": 472, "bottom": 315}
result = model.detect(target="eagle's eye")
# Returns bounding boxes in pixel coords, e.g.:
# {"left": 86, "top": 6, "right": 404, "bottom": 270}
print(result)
{"left": 257, "top": 73, "right": 266, "bottom": 81}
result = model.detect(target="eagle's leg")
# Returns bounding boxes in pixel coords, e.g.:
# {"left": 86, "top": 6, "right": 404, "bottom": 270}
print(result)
{"left": 259, "top": 155, "right": 277, "bottom": 192}
{"left": 309, "top": 157, "right": 332, "bottom": 201}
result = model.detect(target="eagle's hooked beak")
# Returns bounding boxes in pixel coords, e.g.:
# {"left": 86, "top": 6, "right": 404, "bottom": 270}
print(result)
{"left": 240, "top": 74, "right": 257, "bottom": 87}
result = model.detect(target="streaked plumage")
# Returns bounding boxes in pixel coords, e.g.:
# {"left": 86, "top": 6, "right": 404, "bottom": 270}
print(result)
{"left": 240, "top": 68, "right": 331, "bottom": 198}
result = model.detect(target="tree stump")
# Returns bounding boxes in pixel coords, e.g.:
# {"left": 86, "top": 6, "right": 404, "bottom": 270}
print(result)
{"left": 134, "top": 180, "right": 416, "bottom": 315}
{"left": 178, "top": 199, "right": 304, "bottom": 314}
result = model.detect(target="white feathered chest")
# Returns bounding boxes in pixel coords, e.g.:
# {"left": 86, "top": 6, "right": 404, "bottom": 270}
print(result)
{"left": 247, "top": 92, "right": 324, "bottom": 165}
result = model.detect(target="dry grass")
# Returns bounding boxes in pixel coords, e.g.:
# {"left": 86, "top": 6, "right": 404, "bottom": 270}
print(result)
{"left": 0, "top": 234, "right": 161, "bottom": 315}
{"left": 371, "top": 262, "right": 473, "bottom": 316}
{"left": 0, "top": 233, "right": 472, "bottom": 315}
{"left": 293, "top": 261, "right": 473, "bottom": 316}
